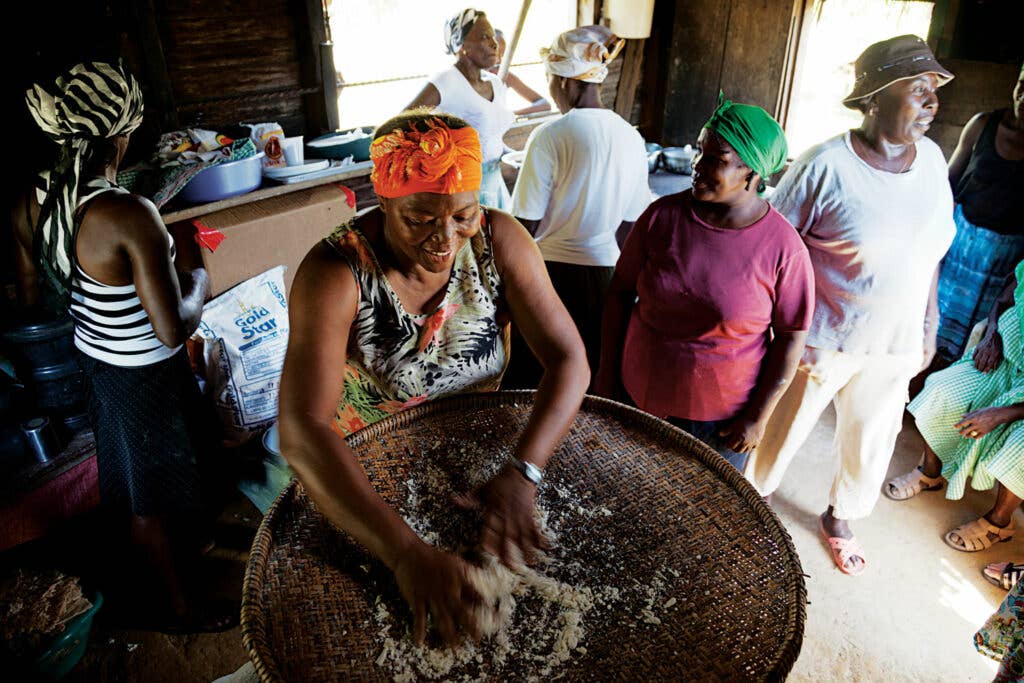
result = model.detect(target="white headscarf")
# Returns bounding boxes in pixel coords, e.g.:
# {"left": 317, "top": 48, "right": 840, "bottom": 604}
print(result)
{"left": 444, "top": 8, "right": 484, "bottom": 55}
{"left": 541, "top": 26, "right": 625, "bottom": 84}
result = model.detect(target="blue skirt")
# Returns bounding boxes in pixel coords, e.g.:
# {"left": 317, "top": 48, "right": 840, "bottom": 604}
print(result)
{"left": 479, "top": 159, "right": 511, "bottom": 210}
{"left": 936, "top": 205, "right": 1024, "bottom": 361}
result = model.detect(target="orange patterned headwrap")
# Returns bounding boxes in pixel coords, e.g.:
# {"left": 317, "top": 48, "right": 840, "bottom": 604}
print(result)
{"left": 370, "top": 119, "right": 483, "bottom": 198}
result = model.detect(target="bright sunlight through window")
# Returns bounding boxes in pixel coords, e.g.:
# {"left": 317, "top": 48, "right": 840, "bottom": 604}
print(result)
{"left": 785, "top": 0, "right": 935, "bottom": 159}
{"left": 328, "top": 0, "right": 577, "bottom": 130}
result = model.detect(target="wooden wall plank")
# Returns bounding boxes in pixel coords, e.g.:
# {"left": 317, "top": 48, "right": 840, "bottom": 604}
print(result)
{"left": 636, "top": 0, "right": 675, "bottom": 142}
{"left": 718, "top": 0, "right": 794, "bottom": 114}
{"left": 660, "top": 0, "right": 732, "bottom": 146}
{"left": 154, "top": 0, "right": 309, "bottom": 131}
{"left": 295, "top": 0, "right": 331, "bottom": 135}
{"left": 640, "top": 0, "right": 796, "bottom": 146}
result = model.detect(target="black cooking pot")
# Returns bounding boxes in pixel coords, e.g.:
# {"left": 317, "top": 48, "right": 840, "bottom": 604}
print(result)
{"left": 1, "top": 315, "right": 75, "bottom": 370}
{"left": 31, "top": 362, "right": 86, "bottom": 415}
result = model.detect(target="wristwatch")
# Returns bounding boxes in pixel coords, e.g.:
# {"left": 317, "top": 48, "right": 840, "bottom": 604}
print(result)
{"left": 511, "top": 458, "right": 543, "bottom": 486}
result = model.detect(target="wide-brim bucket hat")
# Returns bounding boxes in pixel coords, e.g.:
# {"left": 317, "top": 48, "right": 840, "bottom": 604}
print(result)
{"left": 843, "top": 34, "right": 954, "bottom": 109}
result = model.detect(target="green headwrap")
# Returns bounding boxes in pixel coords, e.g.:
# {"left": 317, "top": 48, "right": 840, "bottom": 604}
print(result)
{"left": 703, "top": 91, "right": 788, "bottom": 185}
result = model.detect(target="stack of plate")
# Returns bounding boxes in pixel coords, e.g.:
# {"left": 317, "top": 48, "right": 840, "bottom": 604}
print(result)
{"left": 263, "top": 160, "right": 330, "bottom": 181}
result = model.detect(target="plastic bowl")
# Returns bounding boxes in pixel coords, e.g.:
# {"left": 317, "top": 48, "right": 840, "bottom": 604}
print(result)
{"left": 33, "top": 591, "right": 103, "bottom": 679}
{"left": 306, "top": 128, "right": 374, "bottom": 162}
{"left": 180, "top": 153, "right": 265, "bottom": 204}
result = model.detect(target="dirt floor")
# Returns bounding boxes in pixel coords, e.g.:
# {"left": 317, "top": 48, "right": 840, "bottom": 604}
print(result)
{"left": 6, "top": 404, "right": 1015, "bottom": 681}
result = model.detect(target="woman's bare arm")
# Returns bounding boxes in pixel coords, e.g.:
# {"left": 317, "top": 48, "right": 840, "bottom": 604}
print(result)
{"left": 948, "top": 112, "right": 988, "bottom": 189}
{"left": 504, "top": 71, "right": 550, "bottom": 115}
{"left": 278, "top": 242, "right": 419, "bottom": 569}
{"left": 481, "top": 211, "right": 587, "bottom": 566}
{"left": 491, "top": 211, "right": 589, "bottom": 467}
{"left": 101, "top": 195, "right": 208, "bottom": 347}
{"left": 11, "top": 188, "right": 41, "bottom": 308}
{"left": 973, "top": 271, "right": 1017, "bottom": 373}
{"left": 406, "top": 83, "right": 442, "bottom": 111}
{"left": 720, "top": 330, "right": 808, "bottom": 453}
{"left": 278, "top": 240, "right": 485, "bottom": 644}
{"left": 594, "top": 211, "right": 647, "bottom": 399}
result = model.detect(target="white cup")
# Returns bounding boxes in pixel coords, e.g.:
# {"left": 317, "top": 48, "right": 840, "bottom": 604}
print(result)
{"left": 281, "top": 136, "right": 304, "bottom": 166}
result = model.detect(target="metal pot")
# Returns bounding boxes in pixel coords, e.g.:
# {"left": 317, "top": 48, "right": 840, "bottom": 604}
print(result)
{"left": 661, "top": 146, "right": 694, "bottom": 175}
{"left": 645, "top": 142, "right": 662, "bottom": 173}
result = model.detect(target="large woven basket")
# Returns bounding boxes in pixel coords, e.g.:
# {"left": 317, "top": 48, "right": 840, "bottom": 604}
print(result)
{"left": 241, "top": 392, "right": 805, "bottom": 681}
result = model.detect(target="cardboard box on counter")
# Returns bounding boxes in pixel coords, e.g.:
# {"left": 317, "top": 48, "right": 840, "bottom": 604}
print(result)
{"left": 169, "top": 184, "right": 354, "bottom": 297}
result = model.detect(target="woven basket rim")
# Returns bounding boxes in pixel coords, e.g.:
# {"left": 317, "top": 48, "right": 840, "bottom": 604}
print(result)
{"left": 241, "top": 391, "right": 806, "bottom": 682}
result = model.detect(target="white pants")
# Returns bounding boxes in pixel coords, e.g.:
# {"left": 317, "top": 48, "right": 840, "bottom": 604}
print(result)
{"left": 745, "top": 346, "right": 921, "bottom": 520}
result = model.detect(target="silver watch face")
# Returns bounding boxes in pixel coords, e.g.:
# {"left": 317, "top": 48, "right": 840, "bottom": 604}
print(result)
{"left": 515, "top": 459, "right": 542, "bottom": 484}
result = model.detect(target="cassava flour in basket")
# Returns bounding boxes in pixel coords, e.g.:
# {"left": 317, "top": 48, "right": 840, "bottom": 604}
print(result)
{"left": 368, "top": 440, "right": 682, "bottom": 682}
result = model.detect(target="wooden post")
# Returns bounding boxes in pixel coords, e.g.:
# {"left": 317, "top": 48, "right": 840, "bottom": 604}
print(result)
{"left": 498, "top": 0, "right": 533, "bottom": 82}
{"left": 578, "top": 0, "right": 597, "bottom": 26}
{"left": 613, "top": 39, "right": 645, "bottom": 122}
{"left": 297, "top": 0, "right": 331, "bottom": 136}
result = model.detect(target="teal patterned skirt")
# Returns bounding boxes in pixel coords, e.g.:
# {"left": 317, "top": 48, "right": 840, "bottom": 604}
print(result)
{"left": 976, "top": 577, "right": 1024, "bottom": 681}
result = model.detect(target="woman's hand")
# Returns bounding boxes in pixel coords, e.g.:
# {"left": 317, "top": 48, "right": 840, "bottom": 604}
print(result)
{"left": 392, "top": 540, "right": 487, "bottom": 646}
{"left": 457, "top": 465, "right": 546, "bottom": 568}
{"left": 719, "top": 414, "right": 767, "bottom": 454}
{"left": 955, "top": 406, "right": 1017, "bottom": 439}
{"left": 973, "top": 330, "right": 1004, "bottom": 373}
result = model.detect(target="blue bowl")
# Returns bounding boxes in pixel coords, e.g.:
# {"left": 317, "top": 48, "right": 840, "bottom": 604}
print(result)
{"left": 34, "top": 591, "right": 103, "bottom": 679}
{"left": 306, "top": 128, "right": 373, "bottom": 162}
{"left": 180, "top": 153, "right": 265, "bottom": 204}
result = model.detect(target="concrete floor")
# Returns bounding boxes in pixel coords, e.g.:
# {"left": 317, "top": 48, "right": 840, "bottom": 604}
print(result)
{"left": 781, "top": 406, "right": 1012, "bottom": 682}
{"left": 45, "top": 405, "right": 1016, "bottom": 681}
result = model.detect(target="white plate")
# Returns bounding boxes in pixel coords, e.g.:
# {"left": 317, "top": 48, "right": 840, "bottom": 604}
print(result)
{"left": 263, "top": 160, "right": 330, "bottom": 179}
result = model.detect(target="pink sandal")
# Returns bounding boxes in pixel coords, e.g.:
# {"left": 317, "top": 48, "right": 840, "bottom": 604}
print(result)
{"left": 819, "top": 517, "right": 868, "bottom": 576}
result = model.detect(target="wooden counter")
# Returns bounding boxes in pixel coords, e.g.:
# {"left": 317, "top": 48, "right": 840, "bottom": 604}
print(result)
{"left": 160, "top": 160, "right": 373, "bottom": 224}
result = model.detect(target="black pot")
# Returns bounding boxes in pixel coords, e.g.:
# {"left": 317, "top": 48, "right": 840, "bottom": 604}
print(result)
{"left": 1, "top": 316, "right": 75, "bottom": 371}
{"left": 0, "top": 372, "right": 24, "bottom": 419}
{"left": 31, "top": 362, "right": 86, "bottom": 414}
{"left": 61, "top": 410, "right": 91, "bottom": 435}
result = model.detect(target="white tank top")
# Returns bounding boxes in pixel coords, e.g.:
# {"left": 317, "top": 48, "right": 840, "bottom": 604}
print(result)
{"left": 36, "top": 173, "right": 182, "bottom": 367}
{"left": 430, "top": 67, "right": 515, "bottom": 163}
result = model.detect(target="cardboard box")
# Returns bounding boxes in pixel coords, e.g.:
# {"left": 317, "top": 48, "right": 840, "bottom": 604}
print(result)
{"left": 170, "top": 184, "right": 355, "bottom": 297}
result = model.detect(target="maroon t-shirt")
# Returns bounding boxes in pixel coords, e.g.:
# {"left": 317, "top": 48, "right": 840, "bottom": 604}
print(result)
{"left": 618, "top": 191, "right": 815, "bottom": 421}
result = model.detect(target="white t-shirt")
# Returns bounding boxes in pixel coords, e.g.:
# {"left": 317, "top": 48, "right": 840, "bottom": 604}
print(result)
{"left": 770, "top": 131, "right": 955, "bottom": 355}
{"left": 510, "top": 108, "right": 650, "bottom": 267}
{"left": 430, "top": 67, "right": 514, "bottom": 163}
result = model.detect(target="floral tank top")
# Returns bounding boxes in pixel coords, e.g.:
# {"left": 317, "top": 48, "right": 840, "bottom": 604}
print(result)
{"left": 326, "top": 210, "right": 509, "bottom": 435}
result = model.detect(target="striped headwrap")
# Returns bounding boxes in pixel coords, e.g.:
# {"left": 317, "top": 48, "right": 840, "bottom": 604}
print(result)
{"left": 444, "top": 8, "right": 484, "bottom": 55}
{"left": 25, "top": 60, "right": 145, "bottom": 298}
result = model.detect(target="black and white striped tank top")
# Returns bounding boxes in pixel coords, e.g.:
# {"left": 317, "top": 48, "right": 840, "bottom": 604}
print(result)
{"left": 36, "top": 174, "right": 181, "bottom": 367}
